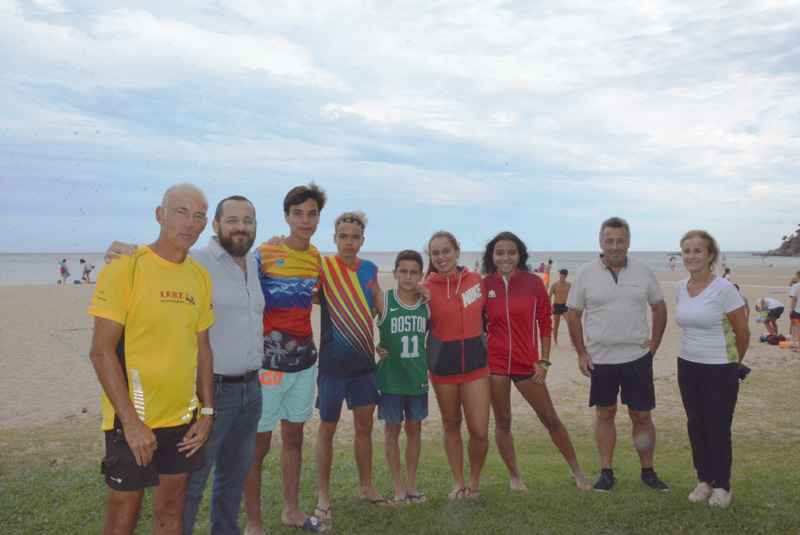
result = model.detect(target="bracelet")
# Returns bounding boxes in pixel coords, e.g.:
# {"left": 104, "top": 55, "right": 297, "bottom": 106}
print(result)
{"left": 538, "top": 360, "right": 551, "bottom": 370}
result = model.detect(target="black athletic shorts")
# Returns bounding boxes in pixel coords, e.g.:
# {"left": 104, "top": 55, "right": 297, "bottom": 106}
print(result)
{"left": 101, "top": 420, "right": 205, "bottom": 491}
{"left": 589, "top": 352, "right": 655, "bottom": 412}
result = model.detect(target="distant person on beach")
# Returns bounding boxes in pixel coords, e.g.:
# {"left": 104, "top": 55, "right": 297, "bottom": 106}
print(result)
{"left": 565, "top": 216, "right": 669, "bottom": 493}
{"left": 425, "top": 231, "right": 489, "bottom": 500}
{"left": 674, "top": 230, "right": 749, "bottom": 507}
{"left": 314, "top": 211, "right": 388, "bottom": 517}
{"left": 548, "top": 269, "right": 570, "bottom": 348}
{"left": 669, "top": 256, "right": 676, "bottom": 271}
{"left": 375, "top": 250, "right": 430, "bottom": 505}
{"left": 482, "top": 232, "right": 590, "bottom": 492}
{"left": 538, "top": 262, "right": 546, "bottom": 273}
{"left": 474, "top": 260, "right": 480, "bottom": 273}
{"left": 80, "top": 259, "right": 95, "bottom": 283}
{"left": 733, "top": 284, "right": 749, "bottom": 321}
{"left": 790, "top": 270, "right": 800, "bottom": 287}
{"left": 89, "top": 183, "right": 215, "bottom": 535}
{"left": 245, "top": 183, "right": 330, "bottom": 534}
{"left": 105, "top": 196, "right": 265, "bottom": 535}
{"left": 543, "top": 259, "right": 553, "bottom": 290}
{"left": 790, "top": 280, "right": 800, "bottom": 342}
{"left": 59, "top": 259, "right": 69, "bottom": 284}
{"left": 723, "top": 268, "right": 731, "bottom": 282}
{"left": 755, "top": 297, "right": 784, "bottom": 336}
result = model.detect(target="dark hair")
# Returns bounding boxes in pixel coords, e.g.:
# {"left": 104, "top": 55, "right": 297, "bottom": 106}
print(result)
{"left": 80, "top": 258, "right": 86, "bottom": 263}
{"left": 394, "top": 250, "right": 424, "bottom": 271}
{"left": 214, "top": 195, "right": 255, "bottom": 222}
{"left": 599, "top": 216, "right": 631, "bottom": 240}
{"left": 559, "top": 268, "right": 568, "bottom": 275}
{"left": 62, "top": 258, "right": 67, "bottom": 263}
{"left": 733, "top": 284, "right": 740, "bottom": 291}
{"left": 482, "top": 231, "right": 530, "bottom": 275}
{"left": 283, "top": 182, "right": 327, "bottom": 214}
{"left": 424, "top": 231, "right": 460, "bottom": 276}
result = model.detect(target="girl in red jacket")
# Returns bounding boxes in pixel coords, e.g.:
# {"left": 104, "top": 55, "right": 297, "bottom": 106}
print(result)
{"left": 483, "top": 231, "right": 590, "bottom": 491}
{"left": 424, "top": 230, "right": 490, "bottom": 500}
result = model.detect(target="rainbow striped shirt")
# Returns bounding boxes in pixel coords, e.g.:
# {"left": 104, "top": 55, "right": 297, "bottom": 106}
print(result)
{"left": 318, "top": 255, "right": 378, "bottom": 378}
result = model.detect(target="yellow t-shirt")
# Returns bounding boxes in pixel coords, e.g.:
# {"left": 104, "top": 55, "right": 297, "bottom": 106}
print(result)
{"left": 89, "top": 245, "right": 215, "bottom": 430}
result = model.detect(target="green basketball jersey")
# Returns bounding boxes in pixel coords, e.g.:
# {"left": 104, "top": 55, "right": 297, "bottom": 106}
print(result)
{"left": 376, "top": 289, "right": 430, "bottom": 395}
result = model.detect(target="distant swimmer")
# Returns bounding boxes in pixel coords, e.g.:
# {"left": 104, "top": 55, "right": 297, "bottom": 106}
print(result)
{"left": 548, "top": 269, "right": 571, "bottom": 348}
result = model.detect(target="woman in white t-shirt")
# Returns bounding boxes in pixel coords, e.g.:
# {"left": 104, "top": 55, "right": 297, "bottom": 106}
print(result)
{"left": 674, "top": 230, "right": 750, "bottom": 508}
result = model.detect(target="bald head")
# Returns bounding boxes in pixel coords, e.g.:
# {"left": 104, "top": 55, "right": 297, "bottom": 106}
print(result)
{"left": 162, "top": 183, "right": 208, "bottom": 212}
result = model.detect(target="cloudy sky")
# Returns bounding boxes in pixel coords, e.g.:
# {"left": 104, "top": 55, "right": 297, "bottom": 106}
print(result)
{"left": 2, "top": 0, "right": 799, "bottom": 253}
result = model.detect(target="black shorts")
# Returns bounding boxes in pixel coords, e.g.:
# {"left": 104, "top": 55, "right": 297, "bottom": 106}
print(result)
{"left": 552, "top": 303, "right": 569, "bottom": 316}
{"left": 589, "top": 353, "right": 655, "bottom": 412}
{"left": 101, "top": 420, "right": 205, "bottom": 491}
{"left": 767, "top": 306, "right": 784, "bottom": 319}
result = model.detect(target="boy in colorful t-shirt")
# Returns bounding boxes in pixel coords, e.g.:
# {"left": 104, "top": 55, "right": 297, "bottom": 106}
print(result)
{"left": 244, "top": 183, "right": 331, "bottom": 534}
{"left": 375, "top": 250, "right": 430, "bottom": 505}
{"left": 314, "top": 211, "right": 387, "bottom": 516}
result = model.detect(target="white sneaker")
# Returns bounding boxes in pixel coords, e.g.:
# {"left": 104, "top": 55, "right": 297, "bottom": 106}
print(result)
{"left": 708, "top": 487, "right": 732, "bottom": 507}
{"left": 688, "top": 482, "right": 713, "bottom": 502}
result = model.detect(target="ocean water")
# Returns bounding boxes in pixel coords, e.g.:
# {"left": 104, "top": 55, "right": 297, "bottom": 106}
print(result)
{"left": 1, "top": 250, "right": 797, "bottom": 286}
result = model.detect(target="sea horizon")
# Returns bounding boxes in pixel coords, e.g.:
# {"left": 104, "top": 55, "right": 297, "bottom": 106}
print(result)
{"left": 2, "top": 250, "right": 798, "bottom": 287}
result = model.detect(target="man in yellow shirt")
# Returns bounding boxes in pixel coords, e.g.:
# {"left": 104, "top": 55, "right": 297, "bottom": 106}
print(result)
{"left": 88, "top": 183, "right": 216, "bottom": 535}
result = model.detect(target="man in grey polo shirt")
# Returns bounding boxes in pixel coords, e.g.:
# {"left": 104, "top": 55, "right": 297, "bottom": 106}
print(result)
{"left": 105, "top": 195, "right": 265, "bottom": 533}
{"left": 565, "top": 217, "right": 668, "bottom": 493}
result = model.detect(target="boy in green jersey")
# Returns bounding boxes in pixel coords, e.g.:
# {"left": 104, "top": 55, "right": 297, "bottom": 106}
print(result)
{"left": 375, "top": 250, "right": 430, "bottom": 505}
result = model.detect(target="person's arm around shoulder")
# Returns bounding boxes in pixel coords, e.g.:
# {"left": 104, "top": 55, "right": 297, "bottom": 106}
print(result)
{"left": 104, "top": 241, "right": 138, "bottom": 263}
{"left": 642, "top": 300, "right": 667, "bottom": 356}
{"left": 178, "top": 328, "right": 214, "bottom": 457}
{"left": 89, "top": 317, "right": 157, "bottom": 466}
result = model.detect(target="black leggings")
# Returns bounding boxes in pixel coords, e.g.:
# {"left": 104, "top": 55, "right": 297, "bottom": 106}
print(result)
{"left": 678, "top": 358, "right": 739, "bottom": 491}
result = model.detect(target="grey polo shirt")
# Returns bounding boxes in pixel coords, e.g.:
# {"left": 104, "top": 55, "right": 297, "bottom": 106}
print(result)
{"left": 566, "top": 255, "right": 664, "bottom": 365}
{"left": 190, "top": 237, "right": 265, "bottom": 376}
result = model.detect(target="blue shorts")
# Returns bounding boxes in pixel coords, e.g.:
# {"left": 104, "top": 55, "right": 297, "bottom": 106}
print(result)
{"left": 378, "top": 393, "right": 429, "bottom": 424}
{"left": 257, "top": 365, "right": 316, "bottom": 433}
{"left": 589, "top": 352, "right": 655, "bottom": 412}
{"left": 316, "top": 372, "right": 380, "bottom": 423}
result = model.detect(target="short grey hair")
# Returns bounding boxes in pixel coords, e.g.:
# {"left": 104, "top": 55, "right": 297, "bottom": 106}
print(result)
{"left": 599, "top": 216, "right": 631, "bottom": 240}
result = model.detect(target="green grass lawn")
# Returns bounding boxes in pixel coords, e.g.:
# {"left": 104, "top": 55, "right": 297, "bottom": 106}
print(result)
{"left": 2, "top": 415, "right": 798, "bottom": 534}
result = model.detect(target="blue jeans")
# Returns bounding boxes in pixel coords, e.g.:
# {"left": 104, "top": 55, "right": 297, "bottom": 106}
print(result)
{"left": 183, "top": 378, "right": 262, "bottom": 535}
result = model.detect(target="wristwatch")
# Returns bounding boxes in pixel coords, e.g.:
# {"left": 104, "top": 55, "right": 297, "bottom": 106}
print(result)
{"left": 199, "top": 407, "right": 218, "bottom": 420}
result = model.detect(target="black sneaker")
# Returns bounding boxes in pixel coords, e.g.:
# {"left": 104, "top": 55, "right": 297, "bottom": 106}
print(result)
{"left": 641, "top": 470, "right": 669, "bottom": 491}
{"left": 593, "top": 471, "right": 616, "bottom": 492}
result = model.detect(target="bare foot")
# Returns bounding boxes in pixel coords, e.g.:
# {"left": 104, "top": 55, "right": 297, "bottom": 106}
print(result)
{"left": 465, "top": 486, "right": 481, "bottom": 499}
{"left": 393, "top": 489, "right": 407, "bottom": 504}
{"left": 243, "top": 524, "right": 266, "bottom": 535}
{"left": 571, "top": 468, "right": 591, "bottom": 491}
{"left": 510, "top": 476, "right": 529, "bottom": 492}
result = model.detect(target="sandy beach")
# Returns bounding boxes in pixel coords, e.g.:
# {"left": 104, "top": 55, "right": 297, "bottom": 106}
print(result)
{"left": 1, "top": 264, "right": 797, "bottom": 436}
